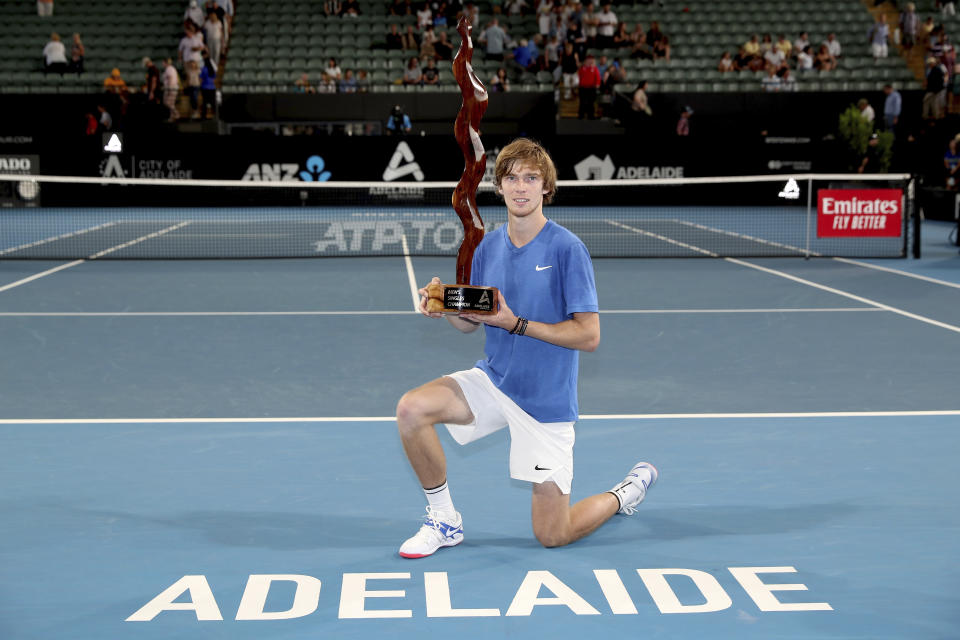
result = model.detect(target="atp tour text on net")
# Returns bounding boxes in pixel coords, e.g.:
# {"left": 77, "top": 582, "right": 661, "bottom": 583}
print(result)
{"left": 126, "top": 567, "right": 831, "bottom": 622}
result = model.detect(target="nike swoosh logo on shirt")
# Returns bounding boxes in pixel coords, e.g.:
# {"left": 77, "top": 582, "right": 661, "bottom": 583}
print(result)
{"left": 535, "top": 265, "right": 553, "bottom": 271}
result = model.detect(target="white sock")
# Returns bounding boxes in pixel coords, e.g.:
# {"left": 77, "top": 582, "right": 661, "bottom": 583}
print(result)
{"left": 424, "top": 481, "right": 455, "bottom": 516}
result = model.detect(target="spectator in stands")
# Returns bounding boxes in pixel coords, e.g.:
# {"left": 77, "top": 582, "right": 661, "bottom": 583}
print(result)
{"left": 103, "top": 68, "right": 127, "bottom": 94}
{"left": 464, "top": 2, "right": 480, "bottom": 30}
{"left": 780, "top": 68, "right": 797, "bottom": 91}
{"left": 199, "top": 49, "right": 217, "bottom": 118}
{"left": 857, "top": 97, "right": 876, "bottom": 123}
{"left": 510, "top": 38, "right": 538, "bottom": 73}
{"left": 630, "top": 27, "right": 653, "bottom": 60}
{"left": 676, "top": 105, "right": 692, "bottom": 136}
{"left": 759, "top": 33, "right": 773, "bottom": 55}
{"left": 505, "top": 0, "right": 528, "bottom": 14}
{"left": 652, "top": 35, "right": 670, "bottom": 62}
{"left": 178, "top": 23, "right": 205, "bottom": 73}
{"left": 326, "top": 57, "right": 343, "bottom": 81}
{"left": 869, "top": 14, "right": 890, "bottom": 62}
{"left": 612, "top": 22, "right": 631, "bottom": 48}
{"left": 318, "top": 71, "right": 337, "bottom": 93}
{"left": 923, "top": 56, "right": 947, "bottom": 120}
{"left": 797, "top": 45, "right": 814, "bottom": 72}
{"left": 421, "top": 58, "right": 440, "bottom": 85}
{"left": 342, "top": 0, "right": 361, "bottom": 16}
{"left": 794, "top": 31, "right": 810, "bottom": 56}
{"left": 340, "top": 68, "right": 359, "bottom": 92}
{"left": 543, "top": 34, "right": 560, "bottom": 71}
{"left": 536, "top": 0, "right": 554, "bottom": 36}
{"left": 294, "top": 72, "right": 315, "bottom": 93}
{"left": 743, "top": 34, "right": 761, "bottom": 65}
{"left": 417, "top": 2, "right": 433, "bottom": 29}
{"left": 37, "top": 0, "right": 53, "bottom": 17}
{"left": 596, "top": 3, "right": 617, "bottom": 49}
{"left": 203, "top": 11, "right": 223, "bottom": 64}
{"left": 717, "top": 51, "right": 733, "bottom": 72}
{"left": 434, "top": 31, "right": 454, "bottom": 60}
{"left": 900, "top": 3, "right": 919, "bottom": 50}
{"left": 630, "top": 80, "right": 653, "bottom": 117}
{"left": 386, "top": 24, "right": 404, "bottom": 49}
{"left": 824, "top": 32, "right": 842, "bottom": 59}
{"left": 402, "top": 24, "right": 420, "bottom": 51}
{"left": 356, "top": 68, "right": 370, "bottom": 92}
{"left": 577, "top": 53, "right": 601, "bottom": 119}
{"left": 763, "top": 41, "right": 786, "bottom": 70}
{"left": 323, "top": 0, "right": 343, "bottom": 16}
{"left": 558, "top": 40, "right": 579, "bottom": 99}
{"left": 97, "top": 104, "right": 112, "bottom": 131}
{"left": 386, "top": 104, "right": 412, "bottom": 134}
{"left": 732, "top": 46, "right": 752, "bottom": 71}
{"left": 142, "top": 58, "right": 160, "bottom": 102}
{"left": 42, "top": 33, "right": 68, "bottom": 74}
{"left": 858, "top": 133, "right": 881, "bottom": 174}
{"left": 944, "top": 137, "right": 960, "bottom": 187}
{"left": 69, "top": 33, "right": 85, "bottom": 74}
{"left": 480, "top": 18, "right": 508, "bottom": 61}
{"left": 490, "top": 67, "right": 510, "bottom": 91}
{"left": 567, "top": 19, "right": 587, "bottom": 59}
{"left": 931, "top": 32, "right": 956, "bottom": 70}
{"left": 184, "top": 59, "right": 201, "bottom": 118}
{"left": 581, "top": 3, "right": 598, "bottom": 48}
{"left": 883, "top": 83, "right": 902, "bottom": 133}
{"left": 815, "top": 44, "right": 836, "bottom": 71}
{"left": 403, "top": 56, "right": 423, "bottom": 84}
{"left": 761, "top": 64, "right": 781, "bottom": 92}
{"left": 211, "top": 0, "right": 233, "bottom": 48}
{"left": 775, "top": 33, "right": 792, "bottom": 59}
{"left": 162, "top": 58, "right": 180, "bottom": 122}
{"left": 420, "top": 24, "right": 437, "bottom": 59}
{"left": 647, "top": 20, "right": 665, "bottom": 49}
{"left": 185, "top": 0, "right": 204, "bottom": 29}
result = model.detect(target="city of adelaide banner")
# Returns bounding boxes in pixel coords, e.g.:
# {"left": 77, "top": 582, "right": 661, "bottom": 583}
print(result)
{"left": 817, "top": 189, "right": 903, "bottom": 238}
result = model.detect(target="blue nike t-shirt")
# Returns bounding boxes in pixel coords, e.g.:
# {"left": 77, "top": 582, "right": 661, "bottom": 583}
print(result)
{"left": 471, "top": 220, "right": 599, "bottom": 422}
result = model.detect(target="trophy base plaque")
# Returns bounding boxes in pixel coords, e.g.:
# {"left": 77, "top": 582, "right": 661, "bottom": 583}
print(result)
{"left": 426, "top": 283, "right": 499, "bottom": 315}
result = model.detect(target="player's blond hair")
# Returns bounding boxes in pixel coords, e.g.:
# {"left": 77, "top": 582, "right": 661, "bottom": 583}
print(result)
{"left": 494, "top": 138, "right": 558, "bottom": 204}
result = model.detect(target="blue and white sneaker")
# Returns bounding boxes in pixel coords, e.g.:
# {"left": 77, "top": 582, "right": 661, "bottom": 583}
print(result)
{"left": 398, "top": 507, "right": 464, "bottom": 558}
{"left": 608, "top": 462, "right": 658, "bottom": 515}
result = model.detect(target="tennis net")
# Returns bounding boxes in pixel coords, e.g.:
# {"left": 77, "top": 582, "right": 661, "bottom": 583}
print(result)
{"left": 0, "top": 173, "right": 915, "bottom": 260}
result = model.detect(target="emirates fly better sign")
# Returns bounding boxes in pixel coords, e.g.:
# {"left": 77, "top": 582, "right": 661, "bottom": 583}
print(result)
{"left": 817, "top": 189, "right": 903, "bottom": 237}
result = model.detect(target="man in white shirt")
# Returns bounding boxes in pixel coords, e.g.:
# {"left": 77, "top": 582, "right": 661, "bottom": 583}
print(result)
{"left": 42, "top": 32, "right": 68, "bottom": 73}
{"left": 824, "top": 32, "right": 842, "bottom": 58}
{"left": 162, "top": 58, "right": 181, "bottom": 122}
{"left": 178, "top": 23, "right": 205, "bottom": 72}
{"left": 596, "top": 3, "right": 617, "bottom": 49}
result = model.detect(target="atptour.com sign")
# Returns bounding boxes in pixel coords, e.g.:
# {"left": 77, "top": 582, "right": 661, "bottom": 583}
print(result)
{"left": 313, "top": 217, "right": 464, "bottom": 254}
{"left": 126, "top": 566, "right": 831, "bottom": 622}
{"left": 817, "top": 189, "right": 903, "bottom": 238}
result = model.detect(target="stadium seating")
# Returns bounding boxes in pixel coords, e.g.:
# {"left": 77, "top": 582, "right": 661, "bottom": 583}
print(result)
{"left": 0, "top": 0, "right": 929, "bottom": 95}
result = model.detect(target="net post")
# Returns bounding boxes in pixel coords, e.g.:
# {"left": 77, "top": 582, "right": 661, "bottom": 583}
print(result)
{"left": 909, "top": 176, "right": 919, "bottom": 259}
{"left": 804, "top": 176, "right": 813, "bottom": 259}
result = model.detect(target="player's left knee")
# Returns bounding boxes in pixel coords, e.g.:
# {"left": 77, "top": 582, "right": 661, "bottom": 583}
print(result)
{"left": 533, "top": 525, "right": 571, "bottom": 548}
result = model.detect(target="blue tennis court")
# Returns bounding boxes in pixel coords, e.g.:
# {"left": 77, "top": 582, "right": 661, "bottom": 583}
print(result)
{"left": 0, "top": 219, "right": 957, "bottom": 639}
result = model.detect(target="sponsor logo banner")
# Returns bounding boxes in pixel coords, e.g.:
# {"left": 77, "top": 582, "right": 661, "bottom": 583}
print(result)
{"left": 817, "top": 189, "right": 903, "bottom": 238}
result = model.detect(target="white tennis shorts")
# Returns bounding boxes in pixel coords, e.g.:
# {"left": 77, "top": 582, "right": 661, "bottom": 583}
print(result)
{"left": 444, "top": 367, "right": 575, "bottom": 494}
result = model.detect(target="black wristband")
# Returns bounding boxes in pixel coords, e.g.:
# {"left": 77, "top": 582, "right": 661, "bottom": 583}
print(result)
{"left": 519, "top": 318, "right": 529, "bottom": 336}
{"left": 510, "top": 317, "right": 523, "bottom": 334}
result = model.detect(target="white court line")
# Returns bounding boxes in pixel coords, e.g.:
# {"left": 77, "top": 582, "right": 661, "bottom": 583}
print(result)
{"left": 673, "top": 219, "right": 821, "bottom": 257}
{"left": 726, "top": 257, "right": 960, "bottom": 336}
{"left": 0, "top": 221, "right": 118, "bottom": 256}
{"left": 833, "top": 257, "right": 960, "bottom": 290}
{"left": 0, "top": 308, "right": 884, "bottom": 317}
{"left": 0, "top": 222, "right": 191, "bottom": 294}
{"left": 1, "top": 409, "right": 958, "bottom": 424}
{"left": 400, "top": 232, "right": 419, "bottom": 312}
{"left": 609, "top": 220, "right": 960, "bottom": 336}
{"left": 0, "top": 260, "right": 86, "bottom": 294}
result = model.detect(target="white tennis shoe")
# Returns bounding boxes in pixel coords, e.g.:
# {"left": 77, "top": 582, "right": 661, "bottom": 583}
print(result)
{"left": 609, "top": 461, "right": 658, "bottom": 515}
{"left": 398, "top": 507, "right": 464, "bottom": 558}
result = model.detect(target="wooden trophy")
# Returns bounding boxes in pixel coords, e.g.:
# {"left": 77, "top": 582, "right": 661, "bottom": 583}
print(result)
{"left": 423, "top": 16, "right": 499, "bottom": 316}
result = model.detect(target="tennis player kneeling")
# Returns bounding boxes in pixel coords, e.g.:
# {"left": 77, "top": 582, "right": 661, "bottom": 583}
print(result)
{"left": 396, "top": 138, "right": 656, "bottom": 558}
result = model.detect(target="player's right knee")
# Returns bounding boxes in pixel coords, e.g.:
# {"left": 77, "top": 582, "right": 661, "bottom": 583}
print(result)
{"left": 396, "top": 391, "right": 433, "bottom": 431}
